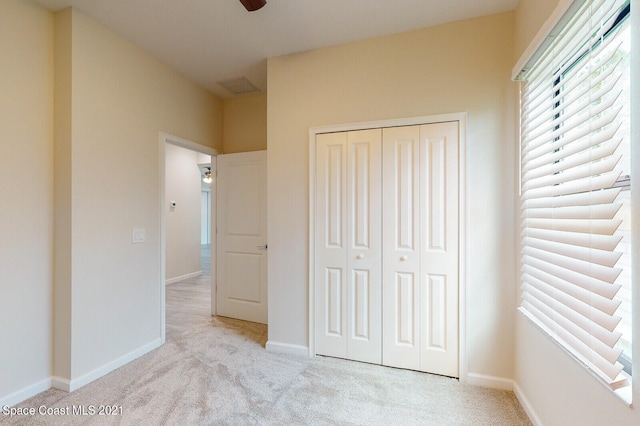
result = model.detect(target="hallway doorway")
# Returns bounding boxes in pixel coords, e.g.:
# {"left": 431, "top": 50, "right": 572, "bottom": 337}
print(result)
{"left": 160, "top": 132, "right": 218, "bottom": 343}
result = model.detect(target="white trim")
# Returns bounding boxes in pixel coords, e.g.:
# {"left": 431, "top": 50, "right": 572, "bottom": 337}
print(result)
{"left": 309, "top": 112, "right": 467, "bottom": 136}
{"left": 159, "top": 132, "right": 218, "bottom": 345}
{"left": 165, "top": 271, "right": 202, "bottom": 285}
{"left": 51, "top": 377, "right": 71, "bottom": 393}
{"left": 632, "top": 0, "right": 640, "bottom": 406}
{"left": 513, "top": 382, "right": 544, "bottom": 426}
{"left": 308, "top": 113, "right": 467, "bottom": 381}
{"left": 512, "top": 0, "right": 581, "bottom": 80}
{"left": 0, "top": 378, "right": 52, "bottom": 408}
{"left": 55, "top": 338, "right": 162, "bottom": 393}
{"left": 457, "top": 115, "right": 468, "bottom": 384}
{"left": 209, "top": 157, "right": 217, "bottom": 317}
{"left": 265, "top": 341, "right": 309, "bottom": 357}
{"left": 308, "top": 128, "right": 317, "bottom": 358}
{"left": 159, "top": 132, "right": 219, "bottom": 156}
{"left": 159, "top": 137, "right": 167, "bottom": 344}
{"left": 466, "top": 373, "right": 514, "bottom": 391}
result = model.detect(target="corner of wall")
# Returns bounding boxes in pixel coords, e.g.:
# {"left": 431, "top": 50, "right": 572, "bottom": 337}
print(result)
{"left": 265, "top": 341, "right": 310, "bottom": 357}
{"left": 513, "top": 381, "right": 543, "bottom": 426}
{"left": 465, "top": 373, "right": 515, "bottom": 391}
{"left": 52, "top": 5, "right": 73, "bottom": 382}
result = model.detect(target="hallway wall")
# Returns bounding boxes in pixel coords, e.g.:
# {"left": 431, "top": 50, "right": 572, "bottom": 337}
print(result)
{"left": 165, "top": 144, "right": 208, "bottom": 282}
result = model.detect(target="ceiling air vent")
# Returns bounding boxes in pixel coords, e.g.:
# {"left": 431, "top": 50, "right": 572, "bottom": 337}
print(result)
{"left": 217, "top": 77, "right": 261, "bottom": 95}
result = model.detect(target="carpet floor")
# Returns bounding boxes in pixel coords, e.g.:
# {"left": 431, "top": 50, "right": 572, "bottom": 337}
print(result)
{"left": 3, "top": 316, "right": 530, "bottom": 425}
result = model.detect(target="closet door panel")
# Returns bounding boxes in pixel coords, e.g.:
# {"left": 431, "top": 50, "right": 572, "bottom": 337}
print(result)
{"left": 316, "top": 132, "right": 348, "bottom": 358}
{"left": 419, "top": 122, "right": 459, "bottom": 377}
{"left": 382, "top": 126, "right": 421, "bottom": 370}
{"left": 347, "top": 129, "right": 382, "bottom": 363}
{"left": 316, "top": 129, "right": 382, "bottom": 363}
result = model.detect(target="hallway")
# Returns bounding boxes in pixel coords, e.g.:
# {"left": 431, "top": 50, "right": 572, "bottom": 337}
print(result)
{"left": 165, "top": 244, "right": 211, "bottom": 340}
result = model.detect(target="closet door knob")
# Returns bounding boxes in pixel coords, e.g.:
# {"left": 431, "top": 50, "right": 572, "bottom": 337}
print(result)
{"left": 400, "top": 256, "right": 408, "bottom": 261}
{"left": 356, "top": 254, "right": 364, "bottom": 259}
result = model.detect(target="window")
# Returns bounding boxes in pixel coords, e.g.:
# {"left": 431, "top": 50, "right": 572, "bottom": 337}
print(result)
{"left": 517, "top": 0, "right": 632, "bottom": 391}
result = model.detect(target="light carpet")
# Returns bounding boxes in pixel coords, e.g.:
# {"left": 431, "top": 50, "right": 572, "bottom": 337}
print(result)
{"left": 3, "top": 317, "right": 531, "bottom": 425}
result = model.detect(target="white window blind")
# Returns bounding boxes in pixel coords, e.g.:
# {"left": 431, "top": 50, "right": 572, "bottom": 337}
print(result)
{"left": 518, "top": 0, "right": 630, "bottom": 390}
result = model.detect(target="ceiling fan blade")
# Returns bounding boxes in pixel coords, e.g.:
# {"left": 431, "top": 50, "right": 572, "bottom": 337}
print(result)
{"left": 239, "top": 0, "right": 266, "bottom": 12}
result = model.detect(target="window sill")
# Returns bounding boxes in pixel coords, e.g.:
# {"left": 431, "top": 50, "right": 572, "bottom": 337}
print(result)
{"left": 614, "top": 379, "right": 632, "bottom": 406}
{"left": 518, "top": 308, "right": 633, "bottom": 407}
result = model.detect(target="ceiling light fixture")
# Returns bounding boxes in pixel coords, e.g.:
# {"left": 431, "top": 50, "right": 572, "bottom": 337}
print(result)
{"left": 203, "top": 168, "right": 212, "bottom": 184}
{"left": 239, "top": 0, "right": 266, "bottom": 12}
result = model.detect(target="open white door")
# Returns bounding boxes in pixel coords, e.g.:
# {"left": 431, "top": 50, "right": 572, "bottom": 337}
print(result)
{"left": 216, "top": 151, "right": 267, "bottom": 324}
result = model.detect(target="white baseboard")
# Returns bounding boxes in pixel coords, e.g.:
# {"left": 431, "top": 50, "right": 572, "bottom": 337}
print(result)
{"left": 466, "top": 372, "right": 514, "bottom": 390}
{"left": 0, "top": 378, "right": 52, "bottom": 408}
{"left": 513, "top": 382, "right": 543, "bottom": 426}
{"left": 54, "top": 338, "right": 162, "bottom": 393}
{"left": 265, "top": 341, "right": 309, "bottom": 357}
{"left": 165, "top": 271, "right": 202, "bottom": 285}
{"left": 51, "top": 376, "right": 71, "bottom": 392}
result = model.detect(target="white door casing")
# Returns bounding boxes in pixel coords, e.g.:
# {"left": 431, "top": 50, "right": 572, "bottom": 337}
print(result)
{"left": 216, "top": 150, "right": 268, "bottom": 324}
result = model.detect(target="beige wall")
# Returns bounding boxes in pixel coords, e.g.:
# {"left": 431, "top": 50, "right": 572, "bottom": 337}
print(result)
{"left": 267, "top": 12, "right": 517, "bottom": 380}
{"left": 512, "top": 0, "right": 559, "bottom": 63}
{"left": 165, "top": 144, "right": 206, "bottom": 281}
{"left": 223, "top": 93, "right": 267, "bottom": 153}
{"left": 53, "top": 5, "right": 72, "bottom": 383}
{"left": 512, "top": 0, "right": 640, "bottom": 424}
{"left": 0, "top": 0, "right": 54, "bottom": 404}
{"left": 52, "top": 7, "right": 222, "bottom": 386}
{"left": 5, "top": 0, "right": 637, "bottom": 420}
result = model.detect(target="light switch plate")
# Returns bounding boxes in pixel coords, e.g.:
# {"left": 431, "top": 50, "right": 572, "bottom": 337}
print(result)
{"left": 132, "top": 228, "right": 146, "bottom": 244}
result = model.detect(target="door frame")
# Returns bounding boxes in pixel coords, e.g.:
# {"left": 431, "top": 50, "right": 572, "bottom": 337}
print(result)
{"left": 308, "top": 113, "right": 468, "bottom": 382}
{"left": 159, "top": 132, "right": 219, "bottom": 344}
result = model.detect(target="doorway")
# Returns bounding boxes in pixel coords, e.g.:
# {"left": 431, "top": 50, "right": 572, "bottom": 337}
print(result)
{"left": 160, "top": 132, "right": 218, "bottom": 343}
{"left": 308, "top": 114, "right": 467, "bottom": 380}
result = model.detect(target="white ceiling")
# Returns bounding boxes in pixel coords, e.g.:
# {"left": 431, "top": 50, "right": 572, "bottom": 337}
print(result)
{"left": 33, "top": 0, "right": 519, "bottom": 99}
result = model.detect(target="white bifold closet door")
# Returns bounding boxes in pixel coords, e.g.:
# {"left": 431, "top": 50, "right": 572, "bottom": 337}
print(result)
{"left": 315, "top": 122, "right": 458, "bottom": 378}
{"left": 315, "top": 129, "right": 383, "bottom": 364}
{"left": 382, "top": 123, "right": 459, "bottom": 377}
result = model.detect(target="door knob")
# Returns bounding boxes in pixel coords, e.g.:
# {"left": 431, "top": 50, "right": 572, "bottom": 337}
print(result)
{"left": 356, "top": 254, "right": 364, "bottom": 259}
{"left": 400, "top": 256, "right": 408, "bottom": 261}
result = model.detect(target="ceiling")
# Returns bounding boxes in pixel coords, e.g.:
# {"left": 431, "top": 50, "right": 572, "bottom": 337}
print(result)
{"left": 33, "top": 0, "right": 520, "bottom": 99}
